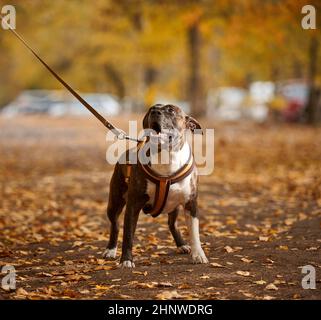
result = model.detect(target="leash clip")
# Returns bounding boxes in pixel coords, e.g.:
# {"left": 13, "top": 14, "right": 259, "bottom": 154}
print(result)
{"left": 116, "top": 130, "right": 127, "bottom": 140}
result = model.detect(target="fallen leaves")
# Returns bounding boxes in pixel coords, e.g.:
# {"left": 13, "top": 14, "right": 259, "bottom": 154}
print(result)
{"left": 155, "top": 290, "right": 183, "bottom": 300}
{"left": 265, "top": 283, "right": 279, "bottom": 291}
{"left": 236, "top": 271, "right": 251, "bottom": 277}
{"left": 15, "top": 288, "right": 29, "bottom": 298}
{"left": 158, "top": 282, "right": 174, "bottom": 288}
{"left": 95, "top": 285, "right": 111, "bottom": 290}
{"left": 132, "top": 270, "right": 148, "bottom": 276}
{"left": 132, "top": 281, "right": 174, "bottom": 289}
{"left": 224, "top": 246, "right": 234, "bottom": 253}
{"left": 253, "top": 280, "right": 267, "bottom": 285}
{"left": 1, "top": 119, "right": 321, "bottom": 300}
{"left": 210, "top": 262, "right": 224, "bottom": 268}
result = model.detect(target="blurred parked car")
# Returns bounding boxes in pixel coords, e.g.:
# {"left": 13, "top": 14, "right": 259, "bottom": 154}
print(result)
{"left": 207, "top": 87, "right": 247, "bottom": 121}
{"left": 246, "top": 81, "right": 274, "bottom": 122}
{"left": 1, "top": 90, "right": 121, "bottom": 117}
{"left": 1, "top": 90, "right": 61, "bottom": 116}
{"left": 49, "top": 93, "right": 120, "bottom": 117}
{"left": 276, "top": 80, "right": 309, "bottom": 122}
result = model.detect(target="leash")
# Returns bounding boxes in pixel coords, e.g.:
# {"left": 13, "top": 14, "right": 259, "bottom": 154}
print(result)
{"left": 0, "top": 16, "right": 142, "bottom": 143}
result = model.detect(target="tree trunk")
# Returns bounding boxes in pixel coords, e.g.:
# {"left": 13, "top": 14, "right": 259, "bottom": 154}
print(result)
{"left": 305, "top": 35, "right": 319, "bottom": 124}
{"left": 187, "top": 20, "right": 205, "bottom": 118}
{"left": 143, "top": 65, "right": 158, "bottom": 107}
{"left": 104, "top": 64, "right": 126, "bottom": 99}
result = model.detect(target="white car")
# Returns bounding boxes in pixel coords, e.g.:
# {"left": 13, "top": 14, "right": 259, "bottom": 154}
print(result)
{"left": 49, "top": 93, "right": 120, "bottom": 117}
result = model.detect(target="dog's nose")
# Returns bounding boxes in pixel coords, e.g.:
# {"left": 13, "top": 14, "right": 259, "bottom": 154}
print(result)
{"left": 151, "top": 108, "right": 162, "bottom": 116}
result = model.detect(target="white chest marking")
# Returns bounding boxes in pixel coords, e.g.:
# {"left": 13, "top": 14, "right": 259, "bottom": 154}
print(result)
{"left": 145, "top": 142, "right": 194, "bottom": 214}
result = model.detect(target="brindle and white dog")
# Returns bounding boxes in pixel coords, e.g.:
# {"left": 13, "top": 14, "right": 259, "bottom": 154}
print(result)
{"left": 103, "top": 104, "right": 208, "bottom": 268}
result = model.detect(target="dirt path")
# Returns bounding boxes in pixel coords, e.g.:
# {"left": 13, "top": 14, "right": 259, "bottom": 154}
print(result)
{"left": 0, "top": 117, "right": 320, "bottom": 299}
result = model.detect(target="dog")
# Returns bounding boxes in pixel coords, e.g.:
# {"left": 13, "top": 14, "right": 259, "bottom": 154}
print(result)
{"left": 103, "top": 104, "right": 208, "bottom": 268}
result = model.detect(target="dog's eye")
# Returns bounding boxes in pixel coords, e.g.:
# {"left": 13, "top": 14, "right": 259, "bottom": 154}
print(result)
{"left": 168, "top": 108, "right": 175, "bottom": 115}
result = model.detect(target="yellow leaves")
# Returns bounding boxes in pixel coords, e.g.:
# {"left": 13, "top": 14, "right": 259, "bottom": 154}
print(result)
{"left": 132, "top": 270, "right": 148, "bottom": 276}
{"left": 134, "top": 282, "right": 155, "bottom": 289}
{"left": 178, "top": 284, "right": 191, "bottom": 289}
{"left": 118, "top": 294, "right": 133, "bottom": 299}
{"left": 38, "top": 272, "right": 53, "bottom": 277}
{"left": 284, "top": 218, "right": 296, "bottom": 226}
{"left": 224, "top": 246, "right": 234, "bottom": 253}
{"left": 72, "top": 241, "right": 83, "bottom": 248}
{"left": 61, "top": 289, "right": 78, "bottom": 298}
{"left": 224, "top": 246, "right": 242, "bottom": 253}
{"left": 95, "top": 285, "right": 111, "bottom": 291}
{"left": 65, "top": 274, "right": 91, "bottom": 281}
{"left": 1, "top": 118, "right": 320, "bottom": 301}
{"left": 241, "top": 258, "right": 253, "bottom": 264}
{"left": 15, "top": 288, "right": 29, "bottom": 298}
{"left": 226, "top": 217, "right": 238, "bottom": 225}
{"left": 210, "top": 262, "right": 224, "bottom": 268}
{"left": 146, "top": 234, "right": 159, "bottom": 246}
{"left": 48, "top": 260, "right": 61, "bottom": 266}
{"left": 236, "top": 271, "right": 251, "bottom": 277}
{"left": 79, "top": 289, "right": 90, "bottom": 294}
{"left": 155, "top": 290, "right": 183, "bottom": 300}
{"left": 158, "top": 282, "right": 174, "bottom": 288}
{"left": 265, "top": 283, "right": 279, "bottom": 291}
{"left": 131, "top": 281, "right": 173, "bottom": 289}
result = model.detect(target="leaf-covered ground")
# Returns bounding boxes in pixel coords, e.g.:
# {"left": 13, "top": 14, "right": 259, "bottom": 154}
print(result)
{"left": 0, "top": 116, "right": 320, "bottom": 300}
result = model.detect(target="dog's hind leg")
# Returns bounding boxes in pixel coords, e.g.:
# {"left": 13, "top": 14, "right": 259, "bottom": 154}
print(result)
{"left": 168, "top": 206, "right": 191, "bottom": 254}
{"left": 103, "top": 163, "right": 127, "bottom": 260}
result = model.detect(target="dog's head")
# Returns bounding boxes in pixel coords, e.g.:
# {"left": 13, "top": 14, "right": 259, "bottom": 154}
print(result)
{"left": 142, "top": 104, "right": 202, "bottom": 149}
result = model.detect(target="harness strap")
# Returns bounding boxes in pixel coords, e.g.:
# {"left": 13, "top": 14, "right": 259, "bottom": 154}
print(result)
{"left": 139, "top": 146, "right": 195, "bottom": 218}
{"left": 143, "top": 180, "right": 171, "bottom": 217}
{"left": 124, "top": 141, "right": 195, "bottom": 217}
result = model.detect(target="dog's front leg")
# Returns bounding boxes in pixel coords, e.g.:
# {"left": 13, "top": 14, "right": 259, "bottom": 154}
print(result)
{"left": 119, "top": 198, "right": 145, "bottom": 268}
{"left": 185, "top": 199, "right": 208, "bottom": 264}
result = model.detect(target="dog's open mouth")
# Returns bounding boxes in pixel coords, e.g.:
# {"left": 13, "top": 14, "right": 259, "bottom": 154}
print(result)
{"left": 150, "top": 122, "right": 162, "bottom": 134}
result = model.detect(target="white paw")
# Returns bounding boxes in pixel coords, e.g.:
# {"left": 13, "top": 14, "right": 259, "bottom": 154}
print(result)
{"left": 102, "top": 247, "right": 117, "bottom": 259}
{"left": 119, "top": 260, "right": 135, "bottom": 268}
{"left": 191, "top": 249, "right": 209, "bottom": 264}
{"left": 177, "top": 245, "right": 191, "bottom": 254}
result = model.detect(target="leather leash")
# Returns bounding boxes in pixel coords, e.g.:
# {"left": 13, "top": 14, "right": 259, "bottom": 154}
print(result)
{"left": 0, "top": 16, "right": 142, "bottom": 143}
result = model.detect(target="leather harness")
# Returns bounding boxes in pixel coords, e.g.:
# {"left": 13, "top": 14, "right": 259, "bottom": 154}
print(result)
{"left": 125, "top": 141, "right": 195, "bottom": 218}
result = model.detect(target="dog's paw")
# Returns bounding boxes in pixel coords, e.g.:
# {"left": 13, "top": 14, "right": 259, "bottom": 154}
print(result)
{"left": 102, "top": 248, "right": 117, "bottom": 260}
{"left": 119, "top": 260, "right": 135, "bottom": 268}
{"left": 177, "top": 245, "right": 191, "bottom": 254}
{"left": 191, "top": 250, "right": 209, "bottom": 264}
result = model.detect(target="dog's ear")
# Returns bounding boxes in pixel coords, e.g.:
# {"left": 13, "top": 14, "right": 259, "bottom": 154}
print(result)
{"left": 185, "top": 115, "right": 203, "bottom": 134}
{"left": 142, "top": 109, "right": 150, "bottom": 129}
